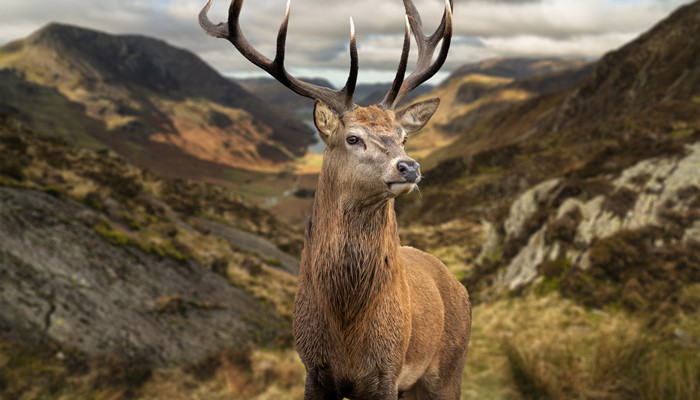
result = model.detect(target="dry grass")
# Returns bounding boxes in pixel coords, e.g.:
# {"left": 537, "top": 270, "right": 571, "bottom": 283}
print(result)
{"left": 137, "top": 347, "right": 305, "bottom": 400}
{"left": 501, "top": 316, "right": 647, "bottom": 399}
{"left": 458, "top": 289, "right": 700, "bottom": 399}
{"left": 469, "top": 292, "right": 700, "bottom": 400}
{"left": 3, "top": 291, "right": 697, "bottom": 400}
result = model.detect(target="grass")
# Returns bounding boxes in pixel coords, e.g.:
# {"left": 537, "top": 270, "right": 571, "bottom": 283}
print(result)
{"left": 501, "top": 316, "right": 648, "bottom": 399}
{"left": 2, "top": 291, "right": 697, "bottom": 400}
{"left": 137, "top": 347, "right": 305, "bottom": 400}
{"left": 93, "top": 219, "right": 129, "bottom": 246}
{"left": 462, "top": 292, "right": 700, "bottom": 400}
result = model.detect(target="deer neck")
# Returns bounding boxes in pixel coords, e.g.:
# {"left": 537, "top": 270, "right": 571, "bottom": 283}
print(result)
{"left": 302, "top": 174, "right": 403, "bottom": 322}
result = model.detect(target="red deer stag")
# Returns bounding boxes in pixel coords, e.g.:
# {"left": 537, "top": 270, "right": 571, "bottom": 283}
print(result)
{"left": 200, "top": 0, "right": 470, "bottom": 398}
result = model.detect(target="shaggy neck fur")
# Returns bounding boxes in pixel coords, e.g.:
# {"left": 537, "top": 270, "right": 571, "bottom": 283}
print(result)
{"left": 302, "top": 170, "right": 402, "bottom": 327}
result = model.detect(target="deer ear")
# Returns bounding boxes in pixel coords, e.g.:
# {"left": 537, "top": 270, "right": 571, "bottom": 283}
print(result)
{"left": 395, "top": 97, "right": 440, "bottom": 134}
{"left": 314, "top": 100, "right": 340, "bottom": 143}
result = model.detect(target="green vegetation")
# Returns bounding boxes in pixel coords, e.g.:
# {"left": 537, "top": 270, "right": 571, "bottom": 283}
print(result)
{"left": 155, "top": 294, "right": 224, "bottom": 314}
{"left": 93, "top": 220, "right": 129, "bottom": 246}
{"left": 0, "top": 162, "right": 25, "bottom": 182}
{"left": 0, "top": 70, "right": 106, "bottom": 150}
{"left": 463, "top": 293, "right": 700, "bottom": 400}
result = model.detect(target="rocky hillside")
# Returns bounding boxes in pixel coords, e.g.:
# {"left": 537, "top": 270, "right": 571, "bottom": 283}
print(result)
{"left": 0, "top": 114, "right": 303, "bottom": 368}
{"left": 0, "top": 23, "right": 314, "bottom": 180}
{"left": 398, "top": 0, "right": 700, "bottom": 310}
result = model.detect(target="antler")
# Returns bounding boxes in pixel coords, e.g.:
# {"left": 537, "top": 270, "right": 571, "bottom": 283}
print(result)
{"left": 199, "top": 0, "right": 358, "bottom": 114}
{"left": 381, "top": 0, "right": 453, "bottom": 109}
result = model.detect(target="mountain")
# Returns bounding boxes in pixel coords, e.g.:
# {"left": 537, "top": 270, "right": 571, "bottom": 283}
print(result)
{"left": 397, "top": 0, "right": 700, "bottom": 308}
{"left": 0, "top": 23, "right": 314, "bottom": 181}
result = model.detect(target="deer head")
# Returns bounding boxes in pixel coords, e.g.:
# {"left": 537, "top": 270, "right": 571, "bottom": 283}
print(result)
{"left": 313, "top": 99, "right": 440, "bottom": 208}
{"left": 200, "top": 0, "right": 453, "bottom": 206}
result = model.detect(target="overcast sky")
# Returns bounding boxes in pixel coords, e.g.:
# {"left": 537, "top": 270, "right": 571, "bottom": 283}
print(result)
{"left": 0, "top": 0, "right": 693, "bottom": 86}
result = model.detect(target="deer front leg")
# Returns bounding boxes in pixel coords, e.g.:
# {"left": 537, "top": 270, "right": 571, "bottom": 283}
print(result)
{"left": 303, "top": 367, "right": 341, "bottom": 400}
{"left": 350, "top": 372, "right": 400, "bottom": 400}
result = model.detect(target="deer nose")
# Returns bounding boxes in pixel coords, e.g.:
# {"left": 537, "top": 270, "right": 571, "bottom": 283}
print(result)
{"left": 396, "top": 160, "right": 421, "bottom": 183}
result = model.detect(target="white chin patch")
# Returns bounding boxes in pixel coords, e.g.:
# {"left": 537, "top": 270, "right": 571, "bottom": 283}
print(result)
{"left": 389, "top": 182, "right": 416, "bottom": 196}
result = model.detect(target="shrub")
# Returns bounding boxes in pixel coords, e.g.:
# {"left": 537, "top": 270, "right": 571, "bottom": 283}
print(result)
{"left": 89, "top": 354, "right": 152, "bottom": 395}
{"left": 602, "top": 186, "right": 638, "bottom": 218}
{"left": 0, "top": 162, "right": 26, "bottom": 181}
{"left": 43, "top": 185, "right": 63, "bottom": 198}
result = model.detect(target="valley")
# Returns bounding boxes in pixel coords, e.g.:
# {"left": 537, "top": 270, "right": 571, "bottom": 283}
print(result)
{"left": 1, "top": 1, "right": 700, "bottom": 399}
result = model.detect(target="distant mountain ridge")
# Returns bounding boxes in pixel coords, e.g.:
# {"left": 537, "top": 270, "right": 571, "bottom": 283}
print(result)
{"left": 0, "top": 23, "right": 314, "bottom": 180}
{"left": 237, "top": 76, "right": 433, "bottom": 113}
{"left": 445, "top": 57, "right": 589, "bottom": 82}
{"left": 237, "top": 76, "right": 335, "bottom": 114}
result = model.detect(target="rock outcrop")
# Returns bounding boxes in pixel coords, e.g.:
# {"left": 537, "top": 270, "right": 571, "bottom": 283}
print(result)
{"left": 0, "top": 186, "right": 286, "bottom": 366}
{"left": 477, "top": 143, "right": 700, "bottom": 298}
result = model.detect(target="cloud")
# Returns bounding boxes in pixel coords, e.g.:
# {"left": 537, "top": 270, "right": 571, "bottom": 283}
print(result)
{"left": 0, "top": 0, "right": 693, "bottom": 85}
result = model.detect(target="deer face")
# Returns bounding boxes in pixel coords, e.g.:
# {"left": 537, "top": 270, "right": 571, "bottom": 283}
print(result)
{"left": 314, "top": 98, "right": 439, "bottom": 205}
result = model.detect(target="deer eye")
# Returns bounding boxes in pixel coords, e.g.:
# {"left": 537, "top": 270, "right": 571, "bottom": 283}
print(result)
{"left": 347, "top": 136, "right": 360, "bottom": 145}
{"left": 402, "top": 137, "right": 408, "bottom": 146}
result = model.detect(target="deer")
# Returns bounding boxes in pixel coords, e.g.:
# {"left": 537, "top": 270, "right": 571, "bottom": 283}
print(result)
{"left": 200, "top": 0, "right": 470, "bottom": 398}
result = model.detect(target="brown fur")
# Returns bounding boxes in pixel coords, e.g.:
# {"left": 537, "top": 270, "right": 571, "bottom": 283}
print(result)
{"left": 353, "top": 105, "right": 397, "bottom": 130}
{"left": 293, "top": 101, "right": 471, "bottom": 400}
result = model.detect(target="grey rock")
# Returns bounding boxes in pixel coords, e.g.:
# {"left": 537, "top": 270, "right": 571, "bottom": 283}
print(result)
{"left": 194, "top": 217, "right": 299, "bottom": 275}
{"left": 504, "top": 178, "right": 561, "bottom": 239}
{"left": 0, "top": 187, "right": 285, "bottom": 366}
{"left": 488, "top": 142, "right": 700, "bottom": 291}
{"left": 500, "top": 226, "right": 548, "bottom": 290}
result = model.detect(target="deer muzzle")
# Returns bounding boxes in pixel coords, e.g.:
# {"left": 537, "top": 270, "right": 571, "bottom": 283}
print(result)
{"left": 396, "top": 160, "right": 421, "bottom": 183}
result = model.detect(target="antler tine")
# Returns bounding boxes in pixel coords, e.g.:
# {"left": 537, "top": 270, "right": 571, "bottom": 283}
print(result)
{"left": 380, "top": 15, "right": 411, "bottom": 109}
{"left": 199, "top": 0, "right": 358, "bottom": 114}
{"left": 381, "top": 0, "right": 453, "bottom": 109}
{"left": 199, "top": 0, "right": 229, "bottom": 38}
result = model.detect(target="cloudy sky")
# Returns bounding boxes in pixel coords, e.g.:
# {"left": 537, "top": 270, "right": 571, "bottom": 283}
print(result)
{"left": 0, "top": 0, "right": 693, "bottom": 86}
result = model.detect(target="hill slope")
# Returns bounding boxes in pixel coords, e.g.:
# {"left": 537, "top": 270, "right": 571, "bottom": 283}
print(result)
{"left": 403, "top": 59, "right": 593, "bottom": 164}
{"left": 0, "top": 23, "right": 314, "bottom": 180}
{"left": 398, "top": 0, "right": 700, "bottom": 304}
{"left": 0, "top": 114, "right": 303, "bottom": 367}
